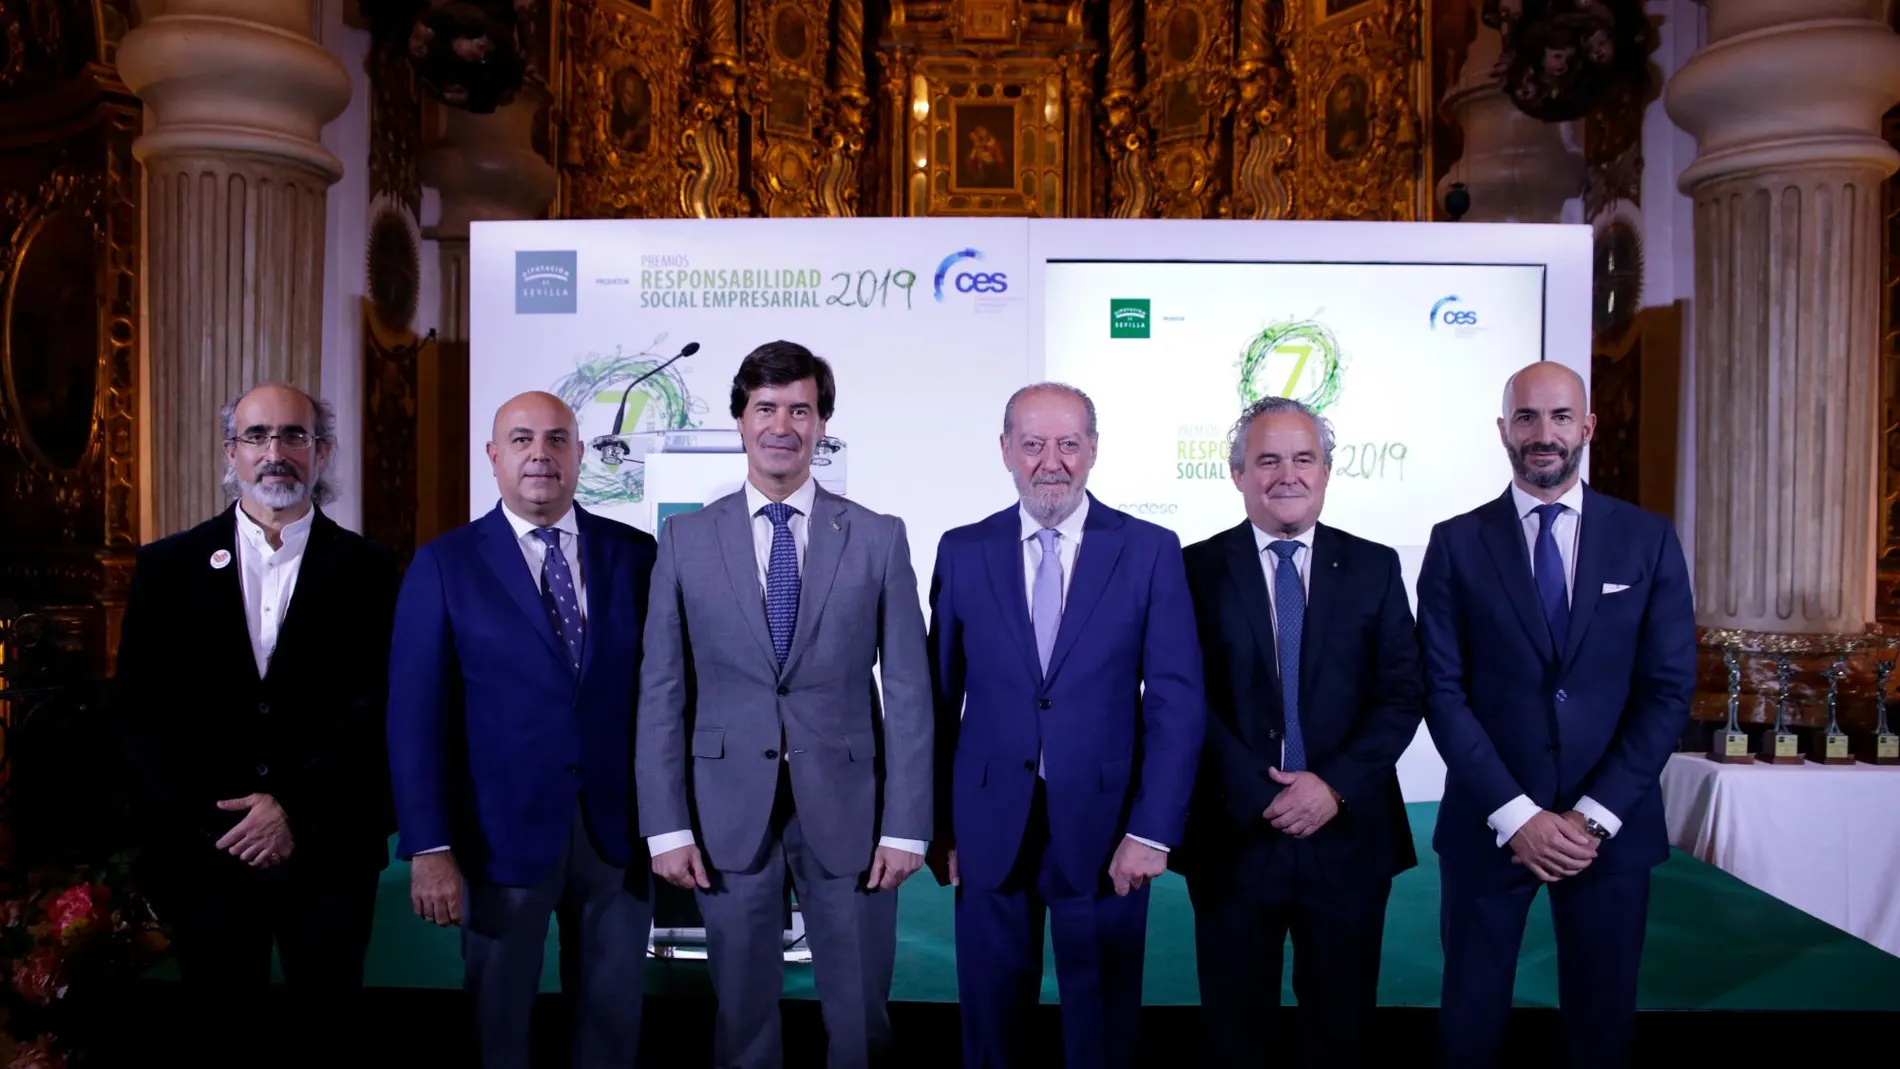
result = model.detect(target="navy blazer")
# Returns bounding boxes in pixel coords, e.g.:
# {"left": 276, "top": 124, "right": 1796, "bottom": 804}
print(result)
{"left": 1417, "top": 485, "right": 1695, "bottom": 885}
{"left": 928, "top": 494, "right": 1207, "bottom": 893}
{"left": 387, "top": 503, "right": 656, "bottom": 886}
{"left": 1178, "top": 521, "right": 1424, "bottom": 888}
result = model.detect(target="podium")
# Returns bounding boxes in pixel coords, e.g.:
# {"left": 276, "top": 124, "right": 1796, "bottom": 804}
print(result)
{"left": 648, "top": 875, "right": 810, "bottom": 963}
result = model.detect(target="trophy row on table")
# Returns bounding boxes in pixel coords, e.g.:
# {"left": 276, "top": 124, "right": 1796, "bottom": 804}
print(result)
{"left": 1709, "top": 648, "right": 1900, "bottom": 765}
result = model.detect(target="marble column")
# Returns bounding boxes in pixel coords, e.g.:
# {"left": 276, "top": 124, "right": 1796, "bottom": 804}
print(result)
{"left": 1436, "top": 25, "right": 1583, "bottom": 223}
{"left": 118, "top": 0, "right": 350, "bottom": 538}
{"left": 418, "top": 90, "right": 557, "bottom": 344}
{"left": 1665, "top": 0, "right": 1900, "bottom": 636}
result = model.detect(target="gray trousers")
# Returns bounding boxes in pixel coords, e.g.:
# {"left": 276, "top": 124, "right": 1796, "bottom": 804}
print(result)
{"left": 463, "top": 801, "right": 652, "bottom": 1069}
{"left": 697, "top": 765, "right": 899, "bottom": 1069}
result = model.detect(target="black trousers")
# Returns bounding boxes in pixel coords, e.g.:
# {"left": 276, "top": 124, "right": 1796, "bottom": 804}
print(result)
{"left": 153, "top": 845, "right": 381, "bottom": 1069}
{"left": 1188, "top": 851, "right": 1392, "bottom": 1069}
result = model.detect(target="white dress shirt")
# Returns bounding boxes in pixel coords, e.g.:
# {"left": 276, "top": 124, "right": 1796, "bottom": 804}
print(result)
{"left": 1252, "top": 522, "right": 1315, "bottom": 769}
{"left": 501, "top": 503, "right": 588, "bottom": 621}
{"left": 416, "top": 504, "right": 590, "bottom": 857}
{"left": 1021, "top": 496, "right": 1169, "bottom": 854}
{"left": 234, "top": 504, "right": 315, "bottom": 678}
{"left": 648, "top": 477, "right": 926, "bottom": 858}
{"left": 1487, "top": 481, "right": 1621, "bottom": 847}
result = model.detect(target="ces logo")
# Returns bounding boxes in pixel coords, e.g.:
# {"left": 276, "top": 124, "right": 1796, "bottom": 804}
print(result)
{"left": 1430, "top": 295, "right": 1478, "bottom": 329}
{"left": 933, "top": 248, "right": 1009, "bottom": 301}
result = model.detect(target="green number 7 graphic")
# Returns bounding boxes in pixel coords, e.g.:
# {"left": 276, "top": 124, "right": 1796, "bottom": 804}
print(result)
{"left": 1276, "top": 344, "right": 1312, "bottom": 396}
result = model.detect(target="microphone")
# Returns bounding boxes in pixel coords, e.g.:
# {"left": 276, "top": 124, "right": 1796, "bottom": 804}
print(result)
{"left": 610, "top": 341, "right": 699, "bottom": 436}
{"left": 591, "top": 341, "right": 699, "bottom": 466}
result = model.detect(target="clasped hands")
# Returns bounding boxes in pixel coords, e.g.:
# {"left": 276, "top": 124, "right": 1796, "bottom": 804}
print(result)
{"left": 213, "top": 793, "right": 293, "bottom": 869}
{"left": 1508, "top": 810, "right": 1599, "bottom": 882}
{"left": 1261, "top": 766, "right": 1340, "bottom": 838}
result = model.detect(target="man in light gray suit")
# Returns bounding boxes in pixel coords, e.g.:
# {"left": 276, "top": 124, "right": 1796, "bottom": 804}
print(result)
{"left": 637, "top": 340, "right": 933, "bottom": 1069}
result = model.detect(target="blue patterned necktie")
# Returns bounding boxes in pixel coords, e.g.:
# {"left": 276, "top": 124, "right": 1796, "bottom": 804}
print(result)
{"left": 1268, "top": 540, "right": 1307, "bottom": 773}
{"left": 1532, "top": 503, "right": 1569, "bottom": 652}
{"left": 534, "top": 527, "right": 584, "bottom": 674}
{"left": 1031, "top": 528, "right": 1063, "bottom": 673}
{"left": 762, "top": 502, "right": 801, "bottom": 666}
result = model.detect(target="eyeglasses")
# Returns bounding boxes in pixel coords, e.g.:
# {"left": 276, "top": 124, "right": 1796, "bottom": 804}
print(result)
{"left": 228, "top": 431, "right": 316, "bottom": 450}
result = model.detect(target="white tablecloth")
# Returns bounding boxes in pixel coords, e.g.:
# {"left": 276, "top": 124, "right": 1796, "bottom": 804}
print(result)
{"left": 1659, "top": 751, "right": 1900, "bottom": 957}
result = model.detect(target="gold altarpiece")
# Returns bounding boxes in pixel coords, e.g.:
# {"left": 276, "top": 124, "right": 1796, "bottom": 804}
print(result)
{"left": 0, "top": 1, "right": 142, "bottom": 677}
{"left": 549, "top": 0, "right": 1428, "bottom": 222}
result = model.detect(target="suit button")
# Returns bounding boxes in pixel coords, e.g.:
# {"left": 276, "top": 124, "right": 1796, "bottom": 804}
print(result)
{"left": 1547, "top": 744, "right": 1559, "bottom": 755}
{"left": 1269, "top": 728, "right": 1281, "bottom": 740}
{"left": 765, "top": 749, "right": 779, "bottom": 760}
{"left": 1556, "top": 690, "right": 1568, "bottom": 702}
{"left": 257, "top": 702, "right": 270, "bottom": 715}
{"left": 1022, "top": 760, "right": 1035, "bottom": 771}
{"left": 255, "top": 764, "right": 269, "bottom": 776}
{"left": 1037, "top": 699, "right": 1051, "bottom": 710}
{"left": 777, "top": 685, "right": 790, "bottom": 696}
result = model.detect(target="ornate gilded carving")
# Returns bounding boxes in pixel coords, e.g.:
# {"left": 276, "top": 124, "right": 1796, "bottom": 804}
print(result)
{"left": 367, "top": 14, "right": 424, "bottom": 217}
{"left": 884, "top": 1, "right": 1091, "bottom": 217}
{"left": 1142, "top": 0, "right": 1233, "bottom": 219}
{"left": 682, "top": 0, "right": 749, "bottom": 217}
{"left": 1101, "top": 0, "right": 1150, "bottom": 218}
{"left": 560, "top": 0, "right": 692, "bottom": 218}
{"left": 744, "top": 0, "right": 828, "bottom": 216}
{"left": 815, "top": 0, "right": 872, "bottom": 217}
{"left": 0, "top": 10, "right": 141, "bottom": 675}
{"left": 1881, "top": 100, "right": 1900, "bottom": 621}
{"left": 1230, "top": 0, "right": 1291, "bottom": 220}
{"left": 1288, "top": 0, "right": 1422, "bottom": 221}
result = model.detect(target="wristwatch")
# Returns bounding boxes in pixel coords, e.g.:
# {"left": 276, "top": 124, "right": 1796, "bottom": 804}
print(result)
{"left": 1582, "top": 817, "right": 1611, "bottom": 841}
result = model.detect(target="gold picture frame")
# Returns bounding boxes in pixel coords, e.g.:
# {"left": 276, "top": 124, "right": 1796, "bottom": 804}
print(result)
{"left": 1314, "top": 0, "right": 1377, "bottom": 28}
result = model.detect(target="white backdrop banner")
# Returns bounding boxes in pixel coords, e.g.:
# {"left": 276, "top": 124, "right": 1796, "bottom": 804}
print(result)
{"left": 469, "top": 218, "right": 1592, "bottom": 801}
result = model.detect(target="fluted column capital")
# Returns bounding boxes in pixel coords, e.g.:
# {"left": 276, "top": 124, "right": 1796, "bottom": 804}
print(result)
{"left": 1664, "top": 1, "right": 1900, "bottom": 191}
{"left": 418, "top": 89, "right": 557, "bottom": 241}
{"left": 117, "top": 0, "right": 351, "bottom": 183}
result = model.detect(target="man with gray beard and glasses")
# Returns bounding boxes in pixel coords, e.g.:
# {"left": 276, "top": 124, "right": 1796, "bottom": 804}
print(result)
{"left": 925, "top": 382, "right": 1205, "bottom": 1069}
{"left": 114, "top": 383, "right": 399, "bottom": 1069}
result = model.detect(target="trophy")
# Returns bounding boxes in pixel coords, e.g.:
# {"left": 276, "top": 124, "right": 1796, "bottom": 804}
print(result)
{"left": 1812, "top": 659, "right": 1856, "bottom": 764}
{"left": 1757, "top": 653, "right": 1803, "bottom": 764}
{"left": 1865, "top": 659, "right": 1900, "bottom": 765}
{"left": 1707, "top": 646, "right": 1754, "bottom": 763}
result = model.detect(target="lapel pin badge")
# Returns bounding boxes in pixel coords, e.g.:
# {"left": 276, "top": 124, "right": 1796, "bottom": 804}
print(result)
{"left": 829, "top": 518, "right": 840, "bottom": 531}
{"left": 210, "top": 549, "right": 232, "bottom": 569}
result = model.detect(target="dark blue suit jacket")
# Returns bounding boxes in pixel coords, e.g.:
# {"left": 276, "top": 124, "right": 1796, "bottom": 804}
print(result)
{"left": 928, "top": 494, "right": 1207, "bottom": 893}
{"left": 1417, "top": 485, "right": 1695, "bottom": 885}
{"left": 387, "top": 503, "right": 657, "bottom": 886}
{"left": 1178, "top": 521, "right": 1423, "bottom": 891}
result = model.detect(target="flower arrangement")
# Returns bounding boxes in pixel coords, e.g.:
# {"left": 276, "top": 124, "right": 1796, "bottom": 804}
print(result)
{"left": 0, "top": 854, "right": 168, "bottom": 1068}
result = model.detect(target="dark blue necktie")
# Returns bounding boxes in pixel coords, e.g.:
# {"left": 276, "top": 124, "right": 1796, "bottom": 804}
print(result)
{"left": 1532, "top": 503, "right": 1569, "bottom": 651}
{"left": 762, "top": 502, "right": 800, "bottom": 666}
{"left": 534, "top": 527, "right": 584, "bottom": 674}
{"left": 1269, "top": 540, "right": 1307, "bottom": 773}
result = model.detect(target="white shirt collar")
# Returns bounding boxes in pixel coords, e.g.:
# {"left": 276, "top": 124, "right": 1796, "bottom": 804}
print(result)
{"left": 1020, "top": 492, "right": 1090, "bottom": 544}
{"left": 502, "top": 501, "right": 580, "bottom": 541}
{"left": 1251, "top": 521, "right": 1317, "bottom": 556}
{"left": 235, "top": 502, "right": 315, "bottom": 551}
{"left": 1509, "top": 479, "right": 1585, "bottom": 519}
{"left": 745, "top": 474, "right": 818, "bottom": 518}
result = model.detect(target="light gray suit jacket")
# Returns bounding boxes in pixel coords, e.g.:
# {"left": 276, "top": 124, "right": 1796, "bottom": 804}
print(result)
{"left": 636, "top": 485, "right": 933, "bottom": 877}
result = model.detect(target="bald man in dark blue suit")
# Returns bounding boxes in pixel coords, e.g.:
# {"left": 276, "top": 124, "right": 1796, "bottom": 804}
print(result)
{"left": 1417, "top": 363, "right": 1695, "bottom": 1068}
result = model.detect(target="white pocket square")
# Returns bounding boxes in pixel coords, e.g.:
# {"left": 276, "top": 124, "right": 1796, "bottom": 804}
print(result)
{"left": 1602, "top": 582, "right": 1630, "bottom": 594}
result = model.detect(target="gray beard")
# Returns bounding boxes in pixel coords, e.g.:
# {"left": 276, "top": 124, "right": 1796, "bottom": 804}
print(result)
{"left": 1021, "top": 484, "right": 1082, "bottom": 527}
{"left": 244, "top": 477, "right": 310, "bottom": 511}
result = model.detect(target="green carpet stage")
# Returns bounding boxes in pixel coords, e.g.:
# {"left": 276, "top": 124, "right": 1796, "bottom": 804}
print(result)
{"left": 334, "top": 802, "right": 1899, "bottom": 1011}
